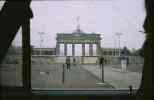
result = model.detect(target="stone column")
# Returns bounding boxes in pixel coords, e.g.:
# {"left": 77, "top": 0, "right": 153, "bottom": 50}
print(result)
{"left": 97, "top": 41, "right": 101, "bottom": 56}
{"left": 91, "top": 44, "right": 93, "bottom": 56}
{"left": 64, "top": 43, "right": 67, "bottom": 56}
{"left": 82, "top": 43, "right": 85, "bottom": 56}
{"left": 72, "top": 44, "right": 75, "bottom": 56}
{"left": 89, "top": 44, "right": 93, "bottom": 56}
{"left": 56, "top": 43, "right": 60, "bottom": 56}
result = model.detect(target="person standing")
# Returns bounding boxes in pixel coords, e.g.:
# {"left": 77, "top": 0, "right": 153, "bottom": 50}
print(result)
{"left": 73, "top": 57, "right": 76, "bottom": 66}
{"left": 121, "top": 56, "right": 127, "bottom": 72}
{"left": 99, "top": 56, "right": 104, "bottom": 83}
{"left": 99, "top": 56, "right": 104, "bottom": 68}
{"left": 66, "top": 56, "right": 71, "bottom": 71}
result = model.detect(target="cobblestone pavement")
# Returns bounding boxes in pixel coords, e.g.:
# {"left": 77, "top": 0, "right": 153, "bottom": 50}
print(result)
{"left": 81, "top": 64, "right": 142, "bottom": 90}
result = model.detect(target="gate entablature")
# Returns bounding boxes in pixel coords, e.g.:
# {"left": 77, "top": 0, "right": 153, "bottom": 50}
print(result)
{"left": 56, "top": 33, "right": 101, "bottom": 44}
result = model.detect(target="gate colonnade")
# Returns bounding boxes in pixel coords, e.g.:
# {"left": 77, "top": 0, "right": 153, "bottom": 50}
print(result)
{"left": 56, "top": 31, "right": 101, "bottom": 57}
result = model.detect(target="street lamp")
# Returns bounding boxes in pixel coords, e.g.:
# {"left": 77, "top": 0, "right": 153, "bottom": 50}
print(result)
{"left": 113, "top": 35, "right": 117, "bottom": 48}
{"left": 96, "top": 34, "right": 105, "bottom": 85}
{"left": 116, "top": 33, "right": 123, "bottom": 56}
{"left": 38, "top": 32, "right": 45, "bottom": 55}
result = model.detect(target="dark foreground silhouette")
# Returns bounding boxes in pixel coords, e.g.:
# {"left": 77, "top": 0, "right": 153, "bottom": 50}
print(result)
{"left": 0, "top": 0, "right": 153, "bottom": 100}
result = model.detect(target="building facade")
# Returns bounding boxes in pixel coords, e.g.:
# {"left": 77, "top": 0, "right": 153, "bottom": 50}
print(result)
{"left": 56, "top": 29, "right": 101, "bottom": 57}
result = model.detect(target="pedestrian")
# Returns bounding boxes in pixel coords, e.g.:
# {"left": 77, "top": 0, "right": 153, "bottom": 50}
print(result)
{"left": 121, "top": 56, "right": 127, "bottom": 72}
{"left": 126, "top": 57, "right": 129, "bottom": 66}
{"left": 66, "top": 56, "right": 71, "bottom": 71}
{"left": 99, "top": 56, "right": 104, "bottom": 69}
{"left": 73, "top": 57, "right": 76, "bottom": 66}
{"left": 99, "top": 55, "right": 105, "bottom": 83}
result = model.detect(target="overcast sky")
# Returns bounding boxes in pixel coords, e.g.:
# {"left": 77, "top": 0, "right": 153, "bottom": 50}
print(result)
{"left": 1, "top": 0, "right": 146, "bottom": 50}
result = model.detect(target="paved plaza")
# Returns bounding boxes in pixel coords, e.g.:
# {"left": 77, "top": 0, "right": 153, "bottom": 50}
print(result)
{"left": 0, "top": 64, "right": 114, "bottom": 90}
{"left": 31, "top": 64, "right": 114, "bottom": 90}
{"left": 82, "top": 64, "right": 142, "bottom": 89}
{"left": 0, "top": 62, "right": 142, "bottom": 90}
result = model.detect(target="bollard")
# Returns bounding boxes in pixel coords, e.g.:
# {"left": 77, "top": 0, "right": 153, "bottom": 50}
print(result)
{"left": 101, "top": 64, "right": 104, "bottom": 83}
{"left": 129, "top": 85, "right": 133, "bottom": 96}
{"left": 62, "top": 64, "right": 65, "bottom": 84}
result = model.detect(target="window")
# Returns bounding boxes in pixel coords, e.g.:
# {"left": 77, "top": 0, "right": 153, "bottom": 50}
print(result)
{"left": 30, "top": 0, "right": 145, "bottom": 91}
{"left": 0, "top": 0, "right": 147, "bottom": 96}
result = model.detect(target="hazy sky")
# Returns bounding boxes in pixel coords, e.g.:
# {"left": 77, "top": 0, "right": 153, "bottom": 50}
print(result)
{"left": 1, "top": 0, "right": 146, "bottom": 50}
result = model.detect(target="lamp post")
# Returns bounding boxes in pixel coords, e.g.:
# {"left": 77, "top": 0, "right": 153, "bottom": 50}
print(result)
{"left": 116, "top": 33, "right": 123, "bottom": 56}
{"left": 113, "top": 36, "right": 117, "bottom": 48}
{"left": 101, "top": 34, "right": 104, "bottom": 83}
{"left": 96, "top": 34, "right": 105, "bottom": 85}
{"left": 38, "top": 32, "right": 45, "bottom": 55}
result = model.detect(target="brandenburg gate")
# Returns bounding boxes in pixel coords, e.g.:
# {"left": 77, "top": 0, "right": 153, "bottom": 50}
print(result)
{"left": 56, "top": 28, "right": 101, "bottom": 57}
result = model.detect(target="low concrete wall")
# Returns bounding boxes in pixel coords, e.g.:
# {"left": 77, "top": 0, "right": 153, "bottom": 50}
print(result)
{"left": 30, "top": 55, "right": 144, "bottom": 65}
{"left": 55, "top": 56, "right": 98, "bottom": 64}
{"left": 55, "top": 56, "right": 66, "bottom": 63}
{"left": 83, "top": 56, "right": 98, "bottom": 64}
